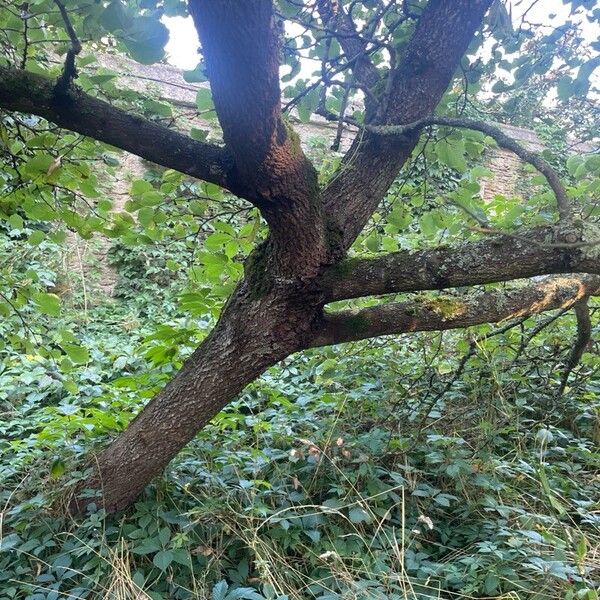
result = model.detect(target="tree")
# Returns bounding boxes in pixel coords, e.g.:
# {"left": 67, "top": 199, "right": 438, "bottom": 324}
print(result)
{"left": 0, "top": 0, "right": 598, "bottom": 514}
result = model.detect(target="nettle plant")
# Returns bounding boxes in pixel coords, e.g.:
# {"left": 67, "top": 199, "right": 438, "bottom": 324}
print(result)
{"left": 0, "top": 0, "right": 599, "bottom": 521}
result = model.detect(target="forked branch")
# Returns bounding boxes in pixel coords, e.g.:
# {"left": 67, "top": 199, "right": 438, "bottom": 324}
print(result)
{"left": 316, "top": 0, "right": 380, "bottom": 115}
{"left": 322, "top": 0, "right": 494, "bottom": 248}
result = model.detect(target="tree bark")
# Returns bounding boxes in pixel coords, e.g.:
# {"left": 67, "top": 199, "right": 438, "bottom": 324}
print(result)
{"left": 318, "top": 226, "right": 600, "bottom": 302}
{"left": 188, "top": 0, "right": 329, "bottom": 276}
{"left": 72, "top": 278, "right": 318, "bottom": 513}
{"left": 13, "top": 0, "right": 588, "bottom": 514}
{"left": 0, "top": 66, "right": 236, "bottom": 193}
{"left": 322, "top": 0, "right": 494, "bottom": 248}
{"left": 311, "top": 275, "right": 600, "bottom": 347}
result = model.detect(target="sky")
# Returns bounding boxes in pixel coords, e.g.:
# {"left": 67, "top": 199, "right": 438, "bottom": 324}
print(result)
{"left": 164, "top": 16, "right": 199, "bottom": 70}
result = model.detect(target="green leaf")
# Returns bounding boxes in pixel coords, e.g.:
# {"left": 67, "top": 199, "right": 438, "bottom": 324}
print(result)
{"left": 226, "top": 589, "right": 265, "bottom": 600}
{"left": 365, "top": 235, "right": 380, "bottom": 252}
{"left": 123, "top": 17, "right": 169, "bottom": 64}
{"left": 157, "top": 526, "right": 170, "bottom": 546}
{"left": 212, "top": 580, "right": 228, "bottom": 600}
{"left": 196, "top": 88, "right": 214, "bottom": 112}
{"left": 348, "top": 507, "right": 371, "bottom": 524}
{"left": 387, "top": 207, "right": 411, "bottom": 229}
{"left": 100, "top": 0, "right": 134, "bottom": 32}
{"left": 62, "top": 344, "right": 90, "bottom": 365}
{"left": 138, "top": 207, "right": 155, "bottom": 227}
{"left": 191, "top": 128, "right": 209, "bottom": 142}
{"left": 8, "top": 213, "right": 24, "bottom": 230}
{"left": 183, "top": 63, "right": 207, "bottom": 83}
{"left": 131, "top": 179, "right": 153, "bottom": 195}
{"left": 141, "top": 191, "right": 163, "bottom": 206}
{"left": 436, "top": 139, "right": 467, "bottom": 171}
{"left": 420, "top": 212, "right": 436, "bottom": 236}
{"left": 557, "top": 76, "right": 574, "bottom": 101}
{"left": 190, "top": 201, "right": 207, "bottom": 215}
{"left": 484, "top": 573, "right": 499, "bottom": 595}
{"left": 297, "top": 86, "right": 320, "bottom": 123}
{"left": 572, "top": 56, "right": 600, "bottom": 98}
{"left": 171, "top": 548, "right": 190, "bottom": 566}
{"left": 132, "top": 539, "right": 161, "bottom": 554}
{"left": 33, "top": 292, "right": 61, "bottom": 317}
{"left": 152, "top": 550, "right": 173, "bottom": 571}
{"left": 50, "top": 459, "right": 65, "bottom": 479}
{"left": 566, "top": 155, "right": 584, "bottom": 177}
{"left": 144, "top": 99, "right": 173, "bottom": 117}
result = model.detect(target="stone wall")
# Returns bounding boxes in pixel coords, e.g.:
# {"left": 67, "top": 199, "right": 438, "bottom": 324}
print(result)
{"left": 480, "top": 124, "right": 545, "bottom": 201}
{"left": 96, "top": 54, "right": 550, "bottom": 200}
{"left": 68, "top": 56, "right": 560, "bottom": 298}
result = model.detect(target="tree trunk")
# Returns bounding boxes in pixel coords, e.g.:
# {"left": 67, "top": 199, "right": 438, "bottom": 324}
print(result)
{"left": 73, "top": 277, "right": 318, "bottom": 513}
{"left": 66, "top": 0, "right": 496, "bottom": 513}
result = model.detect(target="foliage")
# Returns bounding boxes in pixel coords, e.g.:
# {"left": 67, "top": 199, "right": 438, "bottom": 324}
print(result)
{"left": 1, "top": 282, "right": 600, "bottom": 598}
{"left": 1, "top": 0, "right": 600, "bottom": 598}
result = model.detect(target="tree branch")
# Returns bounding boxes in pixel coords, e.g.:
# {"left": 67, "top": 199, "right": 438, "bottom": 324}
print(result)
{"left": 316, "top": 0, "right": 380, "bottom": 115}
{"left": 188, "top": 0, "right": 328, "bottom": 276}
{"left": 556, "top": 298, "right": 592, "bottom": 396}
{"left": 322, "top": 0, "right": 495, "bottom": 249}
{"left": 188, "top": 0, "right": 317, "bottom": 205}
{"left": 0, "top": 66, "right": 238, "bottom": 193}
{"left": 368, "top": 116, "right": 573, "bottom": 225}
{"left": 310, "top": 275, "right": 600, "bottom": 348}
{"left": 54, "top": 0, "right": 81, "bottom": 93}
{"left": 319, "top": 226, "right": 600, "bottom": 302}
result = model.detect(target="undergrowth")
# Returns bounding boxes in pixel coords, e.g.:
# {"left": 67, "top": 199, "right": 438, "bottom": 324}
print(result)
{"left": 1, "top": 295, "right": 599, "bottom": 598}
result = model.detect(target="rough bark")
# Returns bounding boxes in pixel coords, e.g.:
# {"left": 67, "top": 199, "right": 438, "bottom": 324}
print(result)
{"left": 189, "top": 0, "right": 328, "bottom": 275}
{"left": 189, "top": 1, "right": 305, "bottom": 200}
{"left": 311, "top": 275, "right": 600, "bottom": 347}
{"left": 319, "top": 226, "right": 600, "bottom": 302}
{"left": 72, "top": 278, "right": 318, "bottom": 513}
{"left": 322, "top": 0, "right": 494, "bottom": 248}
{"left": 8, "top": 0, "right": 589, "bottom": 515}
{"left": 0, "top": 66, "right": 236, "bottom": 193}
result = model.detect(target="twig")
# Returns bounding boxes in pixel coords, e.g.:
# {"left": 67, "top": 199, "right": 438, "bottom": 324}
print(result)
{"left": 332, "top": 83, "right": 350, "bottom": 151}
{"left": 512, "top": 306, "right": 571, "bottom": 366}
{"left": 407, "top": 316, "right": 529, "bottom": 448}
{"left": 368, "top": 116, "right": 574, "bottom": 226}
{"left": 54, "top": 0, "right": 82, "bottom": 92}
{"left": 556, "top": 298, "right": 592, "bottom": 397}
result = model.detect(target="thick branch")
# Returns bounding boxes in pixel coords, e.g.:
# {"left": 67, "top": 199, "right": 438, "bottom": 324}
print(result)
{"left": 369, "top": 117, "right": 573, "bottom": 224}
{"left": 557, "top": 299, "right": 592, "bottom": 396}
{"left": 322, "top": 0, "right": 494, "bottom": 248}
{"left": 310, "top": 275, "right": 600, "bottom": 348}
{"left": 0, "top": 66, "right": 237, "bottom": 192}
{"left": 319, "top": 226, "right": 600, "bottom": 302}
{"left": 189, "top": 0, "right": 317, "bottom": 205}
{"left": 188, "top": 1, "right": 327, "bottom": 275}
